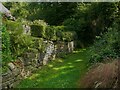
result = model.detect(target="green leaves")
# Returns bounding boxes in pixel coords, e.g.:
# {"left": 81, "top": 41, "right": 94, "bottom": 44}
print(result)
{"left": 10, "top": 33, "right": 35, "bottom": 57}
{"left": 30, "top": 21, "right": 76, "bottom": 42}
{"left": 2, "top": 25, "right": 12, "bottom": 64}
{"left": 10, "top": 2, "right": 29, "bottom": 19}
{"left": 89, "top": 22, "right": 119, "bottom": 64}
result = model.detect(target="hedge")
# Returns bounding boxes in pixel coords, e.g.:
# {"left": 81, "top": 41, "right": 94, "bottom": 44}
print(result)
{"left": 30, "top": 22, "right": 76, "bottom": 41}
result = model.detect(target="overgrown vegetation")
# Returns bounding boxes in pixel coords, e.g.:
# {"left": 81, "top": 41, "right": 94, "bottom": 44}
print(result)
{"left": 2, "top": 26, "right": 12, "bottom": 64}
{"left": 89, "top": 22, "right": 120, "bottom": 64}
{"left": 80, "top": 59, "right": 118, "bottom": 88}
{"left": 2, "top": 19, "right": 76, "bottom": 62}
{"left": 16, "top": 49, "right": 90, "bottom": 88}
{"left": 30, "top": 20, "right": 76, "bottom": 41}
{"left": 1, "top": 2, "right": 120, "bottom": 88}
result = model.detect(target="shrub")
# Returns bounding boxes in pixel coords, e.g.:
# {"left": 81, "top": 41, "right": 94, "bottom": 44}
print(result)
{"left": 32, "top": 20, "right": 47, "bottom": 26}
{"left": 31, "top": 23, "right": 76, "bottom": 42}
{"left": 30, "top": 20, "right": 47, "bottom": 38}
{"left": 45, "top": 26, "right": 57, "bottom": 41}
{"left": 45, "top": 26, "right": 76, "bottom": 41}
{"left": 10, "top": 33, "right": 34, "bottom": 58}
{"left": 89, "top": 23, "right": 119, "bottom": 64}
{"left": 63, "top": 31, "right": 75, "bottom": 41}
{"left": 2, "top": 25, "right": 12, "bottom": 64}
{"left": 5, "top": 20, "right": 23, "bottom": 34}
{"left": 112, "top": 41, "right": 120, "bottom": 57}
{"left": 10, "top": 32, "right": 47, "bottom": 59}
{"left": 54, "top": 26, "right": 64, "bottom": 41}
{"left": 30, "top": 25, "right": 46, "bottom": 38}
{"left": 32, "top": 37, "right": 46, "bottom": 53}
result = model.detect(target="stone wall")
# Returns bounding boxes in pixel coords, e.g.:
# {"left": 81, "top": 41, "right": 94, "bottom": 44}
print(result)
{"left": 2, "top": 40, "right": 74, "bottom": 89}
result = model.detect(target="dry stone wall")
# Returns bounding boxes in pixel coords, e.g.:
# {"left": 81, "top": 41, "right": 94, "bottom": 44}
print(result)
{"left": 2, "top": 40, "right": 74, "bottom": 89}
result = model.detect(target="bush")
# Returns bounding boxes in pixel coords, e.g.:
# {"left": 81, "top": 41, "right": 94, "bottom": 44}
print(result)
{"left": 112, "top": 41, "right": 120, "bottom": 57}
{"left": 32, "top": 37, "right": 46, "bottom": 53}
{"left": 5, "top": 20, "right": 23, "bottom": 34}
{"left": 45, "top": 26, "right": 76, "bottom": 41}
{"left": 10, "top": 33, "right": 34, "bottom": 58}
{"left": 31, "top": 25, "right": 46, "bottom": 38}
{"left": 2, "top": 25, "right": 12, "bottom": 64}
{"left": 31, "top": 23, "right": 76, "bottom": 42}
{"left": 10, "top": 32, "right": 47, "bottom": 59}
{"left": 89, "top": 23, "right": 119, "bottom": 64}
{"left": 30, "top": 20, "right": 47, "bottom": 38}
{"left": 45, "top": 26, "right": 65, "bottom": 41}
{"left": 63, "top": 31, "right": 75, "bottom": 41}
{"left": 45, "top": 26, "right": 57, "bottom": 41}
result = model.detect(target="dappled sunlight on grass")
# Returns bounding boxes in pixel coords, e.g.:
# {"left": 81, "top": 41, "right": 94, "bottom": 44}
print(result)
{"left": 28, "top": 74, "right": 39, "bottom": 80}
{"left": 61, "top": 71, "right": 68, "bottom": 74}
{"left": 68, "top": 65, "right": 74, "bottom": 68}
{"left": 74, "top": 59, "right": 83, "bottom": 62}
{"left": 37, "top": 74, "right": 59, "bottom": 82}
{"left": 67, "top": 62, "right": 72, "bottom": 65}
{"left": 73, "top": 49, "right": 86, "bottom": 53}
{"left": 36, "top": 68, "right": 74, "bottom": 84}
{"left": 57, "top": 59, "right": 63, "bottom": 63}
{"left": 53, "top": 65, "right": 74, "bottom": 71}
{"left": 53, "top": 67, "right": 59, "bottom": 70}
{"left": 48, "top": 64, "right": 53, "bottom": 68}
{"left": 73, "top": 51, "right": 81, "bottom": 53}
{"left": 16, "top": 49, "right": 90, "bottom": 88}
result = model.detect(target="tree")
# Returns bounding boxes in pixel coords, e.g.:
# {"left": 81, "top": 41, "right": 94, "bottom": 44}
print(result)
{"left": 63, "top": 2, "right": 118, "bottom": 47}
{"left": 27, "top": 2, "right": 78, "bottom": 25}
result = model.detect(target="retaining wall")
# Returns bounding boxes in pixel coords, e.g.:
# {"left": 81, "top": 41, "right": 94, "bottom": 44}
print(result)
{"left": 2, "top": 40, "right": 74, "bottom": 89}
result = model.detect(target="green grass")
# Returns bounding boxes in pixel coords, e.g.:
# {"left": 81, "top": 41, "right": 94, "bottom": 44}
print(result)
{"left": 16, "top": 49, "right": 90, "bottom": 88}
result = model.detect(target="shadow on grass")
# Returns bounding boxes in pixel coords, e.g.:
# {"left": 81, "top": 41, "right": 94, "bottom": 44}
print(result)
{"left": 16, "top": 49, "right": 90, "bottom": 88}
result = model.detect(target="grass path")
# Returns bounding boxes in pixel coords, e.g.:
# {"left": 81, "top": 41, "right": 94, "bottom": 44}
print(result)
{"left": 16, "top": 49, "right": 90, "bottom": 88}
